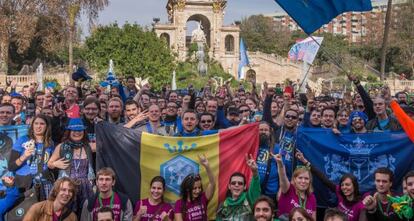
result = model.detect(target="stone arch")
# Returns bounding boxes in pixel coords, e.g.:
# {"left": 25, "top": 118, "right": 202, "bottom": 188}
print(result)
{"left": 186, "top": 14, "right": 211, "bottom": 48}
{"left": 160, "top": 33, "right": 170, "bottom": 47}
{"left": 225, "top": 35, "right": 235, "bottom": 53}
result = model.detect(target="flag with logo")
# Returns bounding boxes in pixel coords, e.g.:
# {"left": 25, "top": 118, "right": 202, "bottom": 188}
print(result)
{"left": 288, "top": 36, "right": 323, "bottom": 64}
{"left": 296, "top": 127, "right": 414, "bottom": 207}
{"left": 274, "top": 0, "right": 372, "bottom": 35}
{"left": 96, "top": 122, "right": 259, "bottom": 218}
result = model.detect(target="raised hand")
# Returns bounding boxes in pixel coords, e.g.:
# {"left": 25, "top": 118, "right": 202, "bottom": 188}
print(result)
{"left": 160, "top": 209, "right": 172, "bottom": 221}
{"left": 245, "top": 154, "right": 258, "bottom": 174}
{"left": 272, "top": 153, "right": 283, "bottom": 164}
{"left": 362, "top": 194, "right": 377, "bottom": 211}
{"left": 295, "top": 150, "right": 309, "bottom": 165}
{"left": 2, "top": 176, "right": 15, "bottom": 187}
{"left": 198, "top": 154, "right": 209, "bottom": 168}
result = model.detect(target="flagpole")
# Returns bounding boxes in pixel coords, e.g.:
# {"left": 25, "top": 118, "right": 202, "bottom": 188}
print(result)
{"left": 298, "top": 62, "right": 312, "bottom": 93}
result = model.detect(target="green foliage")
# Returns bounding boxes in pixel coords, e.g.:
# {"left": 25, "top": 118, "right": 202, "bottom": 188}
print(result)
{"left": 240, "top": 15, "right": 293, "bottom": 56}
{"left": 82, "top": 23, "right": 175, "bottom": 89}
{"left": 175, "top": 61, "right": 236, "bottom": 89}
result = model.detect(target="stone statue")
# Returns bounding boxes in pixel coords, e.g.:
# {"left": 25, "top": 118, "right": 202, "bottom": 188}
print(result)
{"left": 191, "top": 21, "right": 206, "bottom": 43}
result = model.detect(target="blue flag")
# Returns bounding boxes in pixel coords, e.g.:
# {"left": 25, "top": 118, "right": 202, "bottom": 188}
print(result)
{"left": 296, "top": 127, "right": 414, "bottom": 207}
{"left": 274, "top": 0, "right": 372, "bottom": 35}
{"left": 238, "top": 38, "right": 250, "bottom": 80}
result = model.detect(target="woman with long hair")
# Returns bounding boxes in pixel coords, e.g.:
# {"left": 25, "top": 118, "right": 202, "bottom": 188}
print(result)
{"left": 48, "top": 118, "right": 95, "bottom": 215}
{"left": 216, "top": 154, "right": 261, "bottom": 221}
{"left": 274, "top": 153, "right": 317, "bottom": 221}
{"left": 4, "top": 115, "right": 55, "bottom": 218}
{"left": 133, "top": 176, "right": 174, "bottom": 221}
{"left": 174, "top": 154, "right": 215, "bottom": 221}
{"left": 296, "top": 151, "right": 366, "bottom": 221}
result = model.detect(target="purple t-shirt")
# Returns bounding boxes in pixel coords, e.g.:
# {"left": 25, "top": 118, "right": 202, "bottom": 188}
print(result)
{"left": 134, "top": 198, "right": 174, "bottom": 221}
{"left": 92, "top": 193, "right": 123, "bottom": 221}
{"left": 277, "top": 184, "right": 317, "bottom": 217}
{"left": 174, "top": 192, "right": 208, "bottom": 221}
{"left": 336, "top": 185, "right": 365, "bottom": 221}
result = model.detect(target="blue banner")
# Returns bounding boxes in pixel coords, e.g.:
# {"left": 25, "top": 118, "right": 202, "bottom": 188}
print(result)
{"left": 0, "top": 125, "right": 29, "bottom": 190}
{"left": 274, "top": 0, "right": 372, "bottom": 35}
{"left": 297, "top": 127, "right": 414, "bottom": 207}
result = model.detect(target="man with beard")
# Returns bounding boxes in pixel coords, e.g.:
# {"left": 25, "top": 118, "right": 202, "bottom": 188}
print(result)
{"left": 256, "top": 122, "right": 279, "bottom": 200}
{"left": 396, "top": 91, "right": 408, "bottom": 105}
{"left": 123, "top": 100, "right": 148, "bottom": 129}
{"left": 162, "top": 101, "right": 181, "bottom": 135}
{"left": 23, "top": 177, "right": 77, "bottom": 221}
{"left": 81, "top": 167, "right": 133, "bottom": 221}
{"left": 253, "top": 196, "right": 276, "bottom": 221}
{"left": 363, "top": 168, "right": 395, "bottom": 218}
{"left": 63, "top": 86, "right": 80, "bottom": 118}
{"left": 107, "top": 97, "right": 124, "bottom": 124}
{"left": 366, "top": 97, "right": 401, "bottom": 132}
{"left": 349, "top": 111, "right": 368, "bottom": 134}
{"left": 365, "top": 170, "right": 414, "bottom": 221}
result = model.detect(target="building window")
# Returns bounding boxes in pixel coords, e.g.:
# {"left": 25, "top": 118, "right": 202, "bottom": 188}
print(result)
{"left": 225, "top": 35, "right": 235, "bottom": 53}
{"left": 160, "top": 33, "right": 170, "bottom": 47}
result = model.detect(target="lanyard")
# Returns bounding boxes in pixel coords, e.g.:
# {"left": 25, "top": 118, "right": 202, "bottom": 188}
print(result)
{"left": 146, "top": 122, "right": 153, "bottom": 134}
{"left": 377, "top": 198, "right": 391, "bottom": 216}
{"left": 298, "top": 195, "right": 307, "bottom": 209}
{"left": 99, "top": 192, "right": 114, "bottom": 209}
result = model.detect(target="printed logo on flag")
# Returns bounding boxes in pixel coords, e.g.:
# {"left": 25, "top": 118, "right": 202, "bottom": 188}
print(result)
{"left": 325, "top": 137, "right": 396, "bottom": 185}
{"left": 164, "top": 140, "right": 197, "bottom": 153}
{"left": 160, "top": 155, "right": 200, "bottom": 195}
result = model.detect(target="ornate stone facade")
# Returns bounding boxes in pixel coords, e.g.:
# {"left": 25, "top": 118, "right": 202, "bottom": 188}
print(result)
{"left": 154, "top": 0, "right": 304, "bottom": 84}
{"left": 155, "top": 0, "right": 240, "bottom": 76}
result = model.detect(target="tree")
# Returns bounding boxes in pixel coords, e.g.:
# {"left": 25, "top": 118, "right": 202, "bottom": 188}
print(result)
{"left": 64, "top": 0, "right": 108, "bottom": 74}
{"left": 82, "top": 23, "right": 176, "bottom": 89}
{"left": 0, "top": 0, "right": 43, "bottom": 73}
{"left": 240, "top": 15, "right": 292, "bottom": 55}
{"left": 392, "top": 0, "right": 414, "bottom": 76}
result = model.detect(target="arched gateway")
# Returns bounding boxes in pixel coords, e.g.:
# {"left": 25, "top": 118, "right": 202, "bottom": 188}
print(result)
{"left": 154, "top": 0, "right": 240, "bottom": 77}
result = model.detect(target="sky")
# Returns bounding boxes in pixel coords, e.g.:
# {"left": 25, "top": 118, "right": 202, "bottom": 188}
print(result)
{"left": 81, "top": 0, "right": 281, "bottom": 35}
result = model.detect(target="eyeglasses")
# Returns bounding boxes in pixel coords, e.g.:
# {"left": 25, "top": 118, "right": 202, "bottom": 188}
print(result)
{"left": 285, "top": 115, "right": 298, "bottom": 120}
{"left": 230, "top": 181, "right": 244, "bottom": 186}
{"left": 201, "top": 120, "right": 213, "bottom": 123}
{"left": 239, "top": 109, "right": 250, "bottom": 113}
{"left": 167, "top": 105, "right": 177, "bottom": 109}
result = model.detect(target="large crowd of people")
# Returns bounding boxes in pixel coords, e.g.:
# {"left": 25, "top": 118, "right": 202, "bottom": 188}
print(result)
{"left": 0, "top": 72, "right": 413, "bottom": 221}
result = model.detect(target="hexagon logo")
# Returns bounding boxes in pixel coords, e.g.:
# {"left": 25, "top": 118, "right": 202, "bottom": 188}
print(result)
{"left": 160, "top": 155, "right": 199, "bottom": 195}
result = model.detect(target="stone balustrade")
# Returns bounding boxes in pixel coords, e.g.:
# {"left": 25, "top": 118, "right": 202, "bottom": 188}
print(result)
{"left": 0, "top": 73, "right": 70, "bottom": 91}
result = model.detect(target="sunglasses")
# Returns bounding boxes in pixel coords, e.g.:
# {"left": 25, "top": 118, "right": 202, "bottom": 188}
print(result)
{"left": 239, "top": 109, "right": 250, "bottom": 113}
{"left": 201, "top": 120, "right": 213, "bottom": 123}
{"left": 285, "top": 115, "right": 298, "bottom": 120}
{"left": 230, "top": 181, "right": 244, "bottom": 186}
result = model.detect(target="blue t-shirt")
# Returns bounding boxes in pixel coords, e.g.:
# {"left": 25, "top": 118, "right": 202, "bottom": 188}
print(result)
{"left": 257, "top": 144, "right": 279, "bottom": 196}
{"left": 12, "top": 136, "right": 54, "bottom": 176}
{"left": 275, "top": 130, "right": 296, "bottom": 179}
{"left": 374, "top": 118, "right": 390, "bottom": 132}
